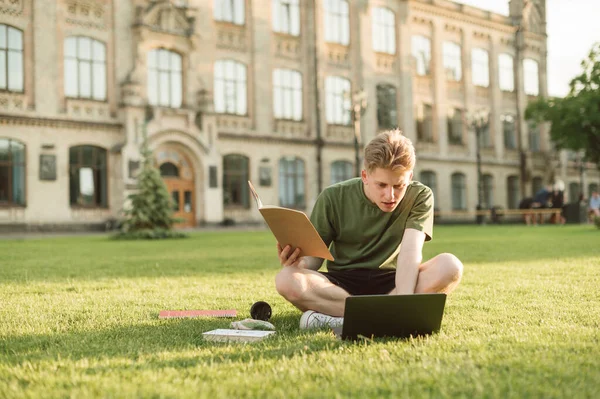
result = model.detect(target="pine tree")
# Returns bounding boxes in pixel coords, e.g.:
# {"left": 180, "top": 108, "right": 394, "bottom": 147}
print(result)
{"left": 115, "top": 133, "right": 186, "bottom": 239}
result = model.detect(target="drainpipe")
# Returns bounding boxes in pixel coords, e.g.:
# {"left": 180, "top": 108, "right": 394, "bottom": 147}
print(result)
{"left": 312, "top": 0, "right": 323, "bottom": 193}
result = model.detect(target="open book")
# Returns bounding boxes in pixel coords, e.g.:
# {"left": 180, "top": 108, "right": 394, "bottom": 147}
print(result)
{"left": 248, "top": 181, "right": 334, "bottom": 261}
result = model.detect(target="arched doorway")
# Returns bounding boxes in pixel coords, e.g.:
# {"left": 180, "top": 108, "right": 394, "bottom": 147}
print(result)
{"left": 156, "top": 148, "right": 196, "bottom": 228}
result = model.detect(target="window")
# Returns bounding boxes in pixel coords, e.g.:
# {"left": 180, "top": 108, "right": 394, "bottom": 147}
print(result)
{"left": 159, "top": 162, "right": 179, "bottom": 177}
{"left": 0, "top": 138, "right": 25, "bottom": 206}
{"left": 523, "top": 58, "right": 539, "bottom": 96}
{"left": 568, "top": 182, "right": 580, "bottom": 203}
{"left": 64, "top": 37, "right": 106, "bottom": 100}
{"left": 325, "top": 76, "right": 351, "bottom": 125}
{"left": 147, "top": 49, "right": 182, "bottom": 108}
{"left": 279, "top": 157, "right": 305, "bottom": 208}
{"left": 482, "top": 174, "right": 494, "bottom": 209}
{"left": 528, "top": 121, "right": 540, "bottom": 152}
{"left": 507, "top": 175, "right": 520, "bottom": 209}
{"left": 330, "top": 160, "right": 353, "bottom": 185}
{"left": 214, "top": 60, "right": 247, "bottom": 115}
{"left": 411, "top": 35, "right": 431, "bottom": 76}
{"left": 324, "top": 0, "right": 349, "bottom": 45}
{"left": 532, "top": 176, "right": 543, "bottom": 197}
{"left": 502, "top": 114, "right": 516, "bottom": 149}
{"left": 443, "top": 42, "right": 462, "bottom": 81}
{"left": 223, "top": 154, "right": 249, "bottom": 208}
{"left": 480, "top": 116, "right": 492, "bottom": 148}
{"left": 472, "top": 48, "right": 489, "bottom": 87}
{"left": 372, "top": 7, "right": 395, "bottom": 54}
{"left": 416, "top": 104, "right": 433, "bottom": 143}
{"left": 69, "top": 146, "right": 107, "bottom": 207}
{"left": 273, "top": 69, "right": 302, "bottom": 120}
{"left": 419, "top": 171, "right": 437, "bottom": 206}
{"left": 498, "top": 53, "right": 514, "bottom": 92}
{"left": 272, "top": 0, "right": 300, "bottom": 36}
{"left": 447, "top": 108, "right": 463, "bottom": 145}
{"left": 0, "top": 24, "right": 23, "bottom": 92}
{"left": 588, "top": 183, "right": 598, "bottom": 199}
{"left": 451, "top": 173, "right": 466, "bottom": 211}
{"left": 376, "top": 84, "right": 397, "bottom": 130}
{"left": 214, "top": 0, "right": 245, "bottom": 25}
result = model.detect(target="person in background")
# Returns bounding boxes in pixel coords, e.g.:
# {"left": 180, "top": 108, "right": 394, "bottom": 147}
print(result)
{"left": 588, "top": 191, "right": 600, "bottom": 223}
{"left": 550, "top": 180, "right": 566, "bottom": 225}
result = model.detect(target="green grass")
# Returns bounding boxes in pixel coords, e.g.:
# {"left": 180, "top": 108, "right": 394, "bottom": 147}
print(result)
{"left": 1, "top": 225, "right": 599, "bottom": 398}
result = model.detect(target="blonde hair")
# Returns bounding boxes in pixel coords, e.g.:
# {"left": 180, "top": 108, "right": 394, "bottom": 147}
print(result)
{"left": 363, "top": 129, "right": 415, "bottom": 173}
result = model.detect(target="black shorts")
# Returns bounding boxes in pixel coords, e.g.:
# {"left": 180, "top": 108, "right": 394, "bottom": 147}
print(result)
{"left": 319, "top": 268, "right": 396, "bottom": 296}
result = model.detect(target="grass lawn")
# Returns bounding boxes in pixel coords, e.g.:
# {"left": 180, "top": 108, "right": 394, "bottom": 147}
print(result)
{"left": 1, "top": 225, "right": 599, "bottom": 398}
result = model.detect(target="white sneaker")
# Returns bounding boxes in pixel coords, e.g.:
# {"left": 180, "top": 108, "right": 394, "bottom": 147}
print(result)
{"left": 299, "top": 310, "right": 344, "bottom": 330}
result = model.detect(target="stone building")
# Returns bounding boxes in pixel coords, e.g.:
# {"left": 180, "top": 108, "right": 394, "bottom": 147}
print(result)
{"left": 0, "top": 0, "right": 598, "bottom": 230}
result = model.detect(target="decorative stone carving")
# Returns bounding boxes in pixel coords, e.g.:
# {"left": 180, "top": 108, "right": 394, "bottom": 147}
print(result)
{"left": 325, "top": 125, "right": 353, "bottom": 141}
{"left": 274, "top": 120, "right": 309, "bottom": 138}
{"left": 65, "top": 0, "right": 107, "bottom": 30}
{"left": 326, "top": 44, "right": 350, "bottom": 69}
{"left": 216, "top": 114, "right": 251, "bottom": 130}
{"left": 135, "top": 0, "right": 195, "bottom": 37}
{"left": 0, "top": 0, "right": 23, "bottom": 15}
{"left": 274, "top": 35, "right": 301, "bottom": 60}
{"left": 375, "top": 53, "right": 396, "bottom": 74}
{"left": 66, "top": 99, "right": 111, "bottom": 120}
{"left": 216, "top": 25, "right": 247, "bottom": 51}
{"left": 0, "top": 92, "right": 27, "bottom": 111}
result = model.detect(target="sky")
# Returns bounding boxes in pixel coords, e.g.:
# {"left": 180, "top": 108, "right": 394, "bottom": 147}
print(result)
{"left": 455, "top": 0, "right": 600, "bottom": 97}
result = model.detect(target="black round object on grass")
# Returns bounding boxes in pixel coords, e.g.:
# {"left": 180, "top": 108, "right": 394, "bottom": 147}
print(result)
{"left": 250, "top": 301, "right": 272, "bottom": 321}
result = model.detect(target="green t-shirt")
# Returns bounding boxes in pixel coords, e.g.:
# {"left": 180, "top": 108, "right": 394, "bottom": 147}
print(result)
{"left": 310, "top": 178, "right": 434, "bottom": 271}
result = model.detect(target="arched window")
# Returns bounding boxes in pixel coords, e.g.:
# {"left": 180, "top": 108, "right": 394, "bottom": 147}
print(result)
{"left": 64, "top": 36, "right": 106, "bottom": 100}
{"left": 0, "top": 24, "right": 23, "bottom": 92}
{"left": 372, "top": 7, "right": 395, "bottom": 54}
{"left": 325, "top": 76, "right": 351, "bottom": 125}
{"left": 498, "top": 53, "right": 514, "bottom": 92}
{"left": 330, "top": 160, "right": 353, "bottom": 185}
{"left": 0, "top": 138, "right": 26, "bottom": 206}
{"left": 451, "top": 173, "right": 466, "bottom": 210}
{"left": 272, "top": 0, "right": 300, "bottom": 36}
{"left": 523, "top": 58, "right": 539, "bottom": 96}
{"left": 279, "top": 157, "right": 305, "bottom": 208}
{"left": 69, "top": 145, "right": 107, "bottom": 207}
{"left": 223, "top": 154, "right": 249, "bottom": 208}
{"left": 214, "top": 60, "right": 247, "bottom": 115}
{"left": 147, "top": 48, "right": 182, "bottom": 108}
{"left": 502, "top": 114, "right": 516, "bottom": 149}
{"left": 472, "top": 48, "right": 489, "bottom": 87}
{"left": 482, "top": 174, "right": 494, "bottom": 209}
{"left": 324, "top": 0, "right": 349, "bottom": 45}
{"left": 507, "top": 175, "right": 520, "bottom": 209}
{"left": 160, "top": 162, "right": 179, "bottom": 177}
{"left": 376, "top": 84, "right": 398, "bottom": 130}
{"left": 419, "top": 171, "right": 437, "bottom": 207}
{"left": 273, "top": 69, "right": 302, "bottom": 120}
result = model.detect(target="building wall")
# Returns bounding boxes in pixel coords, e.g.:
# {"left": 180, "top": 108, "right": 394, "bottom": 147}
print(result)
{"left": 0, "top": 0, "right": 598, "bottom": 230}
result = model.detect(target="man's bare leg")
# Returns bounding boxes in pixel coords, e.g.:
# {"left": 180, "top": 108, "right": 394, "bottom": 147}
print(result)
{"left": 275, "top": 267, "right": 349, "bottom": 317}
{"left": 412, "top": 253, "right": 463, "bottom": 294}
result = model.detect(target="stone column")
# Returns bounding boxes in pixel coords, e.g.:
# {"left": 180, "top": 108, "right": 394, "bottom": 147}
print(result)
{"left": 397, "top": 1, "right": 415, "bottom": 140}
{"left": 432, "top": 18, "right": 448, "bottom": 156}
{"left": 489, "top": 35, "right": 503, "bottom": 159}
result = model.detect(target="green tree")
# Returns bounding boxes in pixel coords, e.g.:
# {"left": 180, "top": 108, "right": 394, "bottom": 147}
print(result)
{"left": 526, "top": 42, "right": 600, "bottom": 165}
{"left": 115, "top": 134, "right": 186, "bottom": 239}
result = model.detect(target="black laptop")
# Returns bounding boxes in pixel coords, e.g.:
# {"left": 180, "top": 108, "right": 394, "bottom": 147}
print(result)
{"left": 336, "top": 293, "right": 447, "bottom": 340}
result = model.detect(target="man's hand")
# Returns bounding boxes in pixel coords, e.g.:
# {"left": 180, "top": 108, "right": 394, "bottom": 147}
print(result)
{"left": 277, "top": 243, "right": 307, "bottom": 268}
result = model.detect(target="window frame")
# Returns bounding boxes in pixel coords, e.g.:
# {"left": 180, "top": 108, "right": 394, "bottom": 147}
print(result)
{"left": 507, "top": 175, "right": 520, "bottom": 209}
{"left": 69, "top": 145, "right": 108, "bottom": 209}
{"left": 223, "top": 154, "right": 250, "bottom": 209}
{"left": 482, "top": 174, "right": 494, "bottom": 209}
{"left": 376, "top": 83, "right": 398, "bottom": 131}
{"left": 214, "top": 0, "right": 245, "bottom": 25}
{"left": 214, "top": 59, "right": 248, "bottom": 116}
{"left": 419, "top": 170, "right": 437, "bottom": 208}
{"left": 324, "top": 0, "right": 350, "bottom": 45}
{"left": 471, "top": 48, "right": 490, "bottom": 88}
{"left": 273, "top": 68, "right": 303, "bottom": 121}
{"left": 279, "top": 157, "right": 305, "bottom": 209}
{"left": 442, "top": 41, "right": 462, "bottom": 82}
{"left": 0, "top": 138, "right": 26, "bottom": 207}
{"left": 147, "top": 48, "right": 183, "bottom": 109}
{"left": 272, "top": 0, "right": 300, "bottom": 36}
{"left": 523, "top": 58, "right": 540, "bottom": 96}
{"left": 498, "top": 53, "right": 514, "bottom": 92}
{"left": 451, "top": 172, "right": 467, "bottom": 211}
{"left": 0, "top": 24, "right": 24, "bottom": 93}
{"left": 330, "top": 160, "right": 353, "bottom": 185}
{"left": 447, "top": 107, "right": 464, "bottom": 146}
{"left": 501, "top": 114, "right": 516, "bottom": 149}
{"left": 411, "top": 35, "right": 431, "bottom": 76}
{"left": 325, "top": 76, "right": 351, "bottom": 125}
{"left": 371, "top": 7, "right": 396, "bottom": 54}
{"left": 64, "top": 36, "right": 107, "bottom": 101}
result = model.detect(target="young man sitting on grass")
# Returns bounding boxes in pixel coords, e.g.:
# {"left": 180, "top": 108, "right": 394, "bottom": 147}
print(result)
{"left": 275, "top": 129, "right": 463, "bottom": 329}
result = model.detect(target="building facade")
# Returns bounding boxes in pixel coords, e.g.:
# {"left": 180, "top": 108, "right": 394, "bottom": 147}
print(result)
{"left": 0, "top": 0, "right": 598, "bottom": 230}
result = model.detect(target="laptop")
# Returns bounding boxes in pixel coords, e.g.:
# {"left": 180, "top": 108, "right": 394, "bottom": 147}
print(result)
{"left": 335, "top": 293, "right": 447, "bottom": 340}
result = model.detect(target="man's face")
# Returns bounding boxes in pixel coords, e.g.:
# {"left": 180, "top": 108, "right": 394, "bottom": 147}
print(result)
{"left": 361, "top": 167, "right": 413, "bottom": 212}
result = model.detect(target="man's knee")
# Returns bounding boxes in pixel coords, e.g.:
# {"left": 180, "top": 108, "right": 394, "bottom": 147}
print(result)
{"left": 438, "top": 253, "right": 463, "bottom": 284}
{"left": 275, "top": 268, "right": 307, "bottom": 302}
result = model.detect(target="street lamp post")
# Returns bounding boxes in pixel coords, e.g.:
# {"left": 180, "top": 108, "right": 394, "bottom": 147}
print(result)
{"left": 349, "top": 89, "right": 368, "bottom": 177}
{"left": 468, "top": 109, "right": 489, "bottom": 225}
